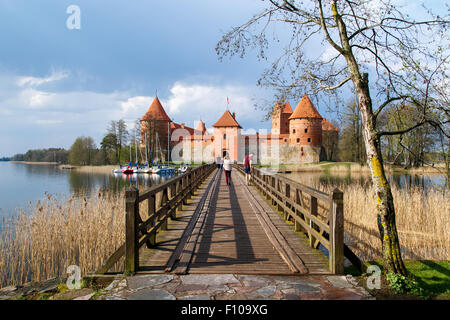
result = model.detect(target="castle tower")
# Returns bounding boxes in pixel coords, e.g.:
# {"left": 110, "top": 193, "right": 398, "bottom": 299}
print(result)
{"left": 140, "top": 96, "right": 171, "bottom": 161}
{"left": 271, "top": 102, "right": 293, "bottom": 135}
{"left": 212, "top": 110, "right": 242, "bottom": 161}
{"left": 289, "top": 95, "right": 323, "bottom": 161}
{"left": 195, "top": 120, "right": 207, "bottom": 135}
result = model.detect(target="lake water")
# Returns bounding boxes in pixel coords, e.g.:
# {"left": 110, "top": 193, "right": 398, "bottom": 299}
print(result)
{"left": 0, "top": 162, "right": 175, "bottom": 217}
{"left": 0, "top": 162, "right": 447, "bottom": 217}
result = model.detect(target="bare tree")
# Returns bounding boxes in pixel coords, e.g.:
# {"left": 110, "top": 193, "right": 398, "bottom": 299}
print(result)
{"left": 217, "top": 0, "right": 449, "bottom": 275}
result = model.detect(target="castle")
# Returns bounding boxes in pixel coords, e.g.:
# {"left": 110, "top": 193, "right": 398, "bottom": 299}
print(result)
{"left": 140, "top": 94, "right": 338, "bottom": 164}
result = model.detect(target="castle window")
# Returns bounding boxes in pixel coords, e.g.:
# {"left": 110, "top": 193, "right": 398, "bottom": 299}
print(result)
{"left": 223, "top": 134, "right": 226, "bottom": 139}
{"left": 307, "top": 138, "right": 311, "bottom": 142}
{"left": 296, "top": 138, "right": 300, "bottom": 143}
{"left": 284, "top": 139, "right": 287, "bottom": 142}
{"left": 293, "top": 129, "right": 296, "bottom": 134}
{"left": 304, "top": 129, "right": 308, "bottom": 133}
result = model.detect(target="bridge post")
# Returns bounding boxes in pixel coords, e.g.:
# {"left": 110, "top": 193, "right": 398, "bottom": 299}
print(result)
{"left": 329, "top": 188, "right": 344, "bottom": 274}
{"left": 160, "top": 189, "right": 168, "bottom": 231}
{"left": 284, "top": 183, "right": 290, "bottom": 221}
{"left": 176, "top": 179, "right": 183, "bottom": 211}
{"left": 169, "top": 183, "right": 178, "bottom": 219}
{"left": 125, "top": 187, "right": 139, "bottom": 274}
{"left": 309, "top": 195, "right": 318, "bottom": 248}
{"left": 147, "top": 194, "right": 156, "bottom": 247}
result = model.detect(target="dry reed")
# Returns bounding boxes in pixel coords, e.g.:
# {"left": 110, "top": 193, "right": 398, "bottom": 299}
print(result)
{"left": 312, "top": 183, "right": 449, "bottom": 262}
{"left": 0, "top": 189, "right": 126, "bottom": 288}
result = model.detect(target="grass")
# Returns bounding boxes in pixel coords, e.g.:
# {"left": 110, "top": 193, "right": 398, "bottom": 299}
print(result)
{"left": 346, "top": 260, "right": 450, "bottom": 299}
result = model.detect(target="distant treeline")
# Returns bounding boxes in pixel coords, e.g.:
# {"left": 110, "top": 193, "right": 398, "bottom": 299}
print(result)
{"left": 9, "top": 119, "right": 138, "bottom": 166}
{"left": 0, "top": 157, "right": 11, "bottom": 161}
{"left": 11, "top": 148, "right": 69, "bottom": 164}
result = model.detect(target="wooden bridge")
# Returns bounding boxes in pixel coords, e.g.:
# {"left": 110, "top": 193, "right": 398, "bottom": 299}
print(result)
{"left": 94, "top": 163, "right": 353, "bottom": 278}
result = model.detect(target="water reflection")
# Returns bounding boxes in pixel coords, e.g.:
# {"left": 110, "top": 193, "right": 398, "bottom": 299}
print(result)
{"left": 68, "top": 171, "right": 176, "bottom": 196}
{"left": 0, "top": 162, "right": 177, "bottom": 216}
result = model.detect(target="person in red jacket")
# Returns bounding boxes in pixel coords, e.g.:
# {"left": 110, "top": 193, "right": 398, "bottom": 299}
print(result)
{"left": 243, "top": 153, "right": 254, "bottom": 185}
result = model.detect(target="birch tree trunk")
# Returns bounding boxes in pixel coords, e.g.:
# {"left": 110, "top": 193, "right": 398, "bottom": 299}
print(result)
{"left": 355, "top": 75, "right": 407, "bottom": 275}
{"left": 330, "top": 0, "right": 407, "bottom": 275}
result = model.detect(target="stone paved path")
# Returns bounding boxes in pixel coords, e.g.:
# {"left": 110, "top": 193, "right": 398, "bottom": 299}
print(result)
{"left": 98, "top": 274, "right": 374, "bottom": 300}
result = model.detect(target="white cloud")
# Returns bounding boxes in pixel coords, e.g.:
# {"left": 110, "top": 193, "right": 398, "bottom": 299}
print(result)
{"left": 163, "top": 82, "right": 264, "bottom": 129}
{"left": 0, "top": 70, "right": 271, "bottom": 155}
{"left": 35, "top": 119, "right": 63, "bottom": 125}
{"left": 17, "top": 70, "right": 69, "bottom": 88}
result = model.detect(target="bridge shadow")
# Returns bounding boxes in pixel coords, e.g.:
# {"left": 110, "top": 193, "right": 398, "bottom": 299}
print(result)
{"left": 191, "top": 170, "right": 264, "bottom": 267}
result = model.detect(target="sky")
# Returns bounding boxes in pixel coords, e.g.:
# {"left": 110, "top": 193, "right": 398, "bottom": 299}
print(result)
{"left": 0, "top": 0, "right": 445, "bottom": 156}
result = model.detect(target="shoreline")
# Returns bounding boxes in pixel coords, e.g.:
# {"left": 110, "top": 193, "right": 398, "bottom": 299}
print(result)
{"left": 9, "top": 161, "right": 59, "bottom": 165}
{"left": 9, "top": 161, "right": 447, "bottom": 175}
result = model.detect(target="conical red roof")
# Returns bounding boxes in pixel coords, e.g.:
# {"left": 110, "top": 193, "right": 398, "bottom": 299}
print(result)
{"left": 289, "top": 95, "right": 322, "bottom": 120}
{"left": 273, "top": 101, "right": 293, "bottom": 114}
{"left": 141, "top": 97, "right": 171, "bottom": 122}
{"left": 195, "top": 120, "right": 207, "bottom": 133}
{"left": 322, "top": 118, "right": 339, "bottom": 132}
{"left": 280, "top": 102, "right": 293, "bottom": 114}
{"left": 212, "top": 110, "right": 242, "bottom": 128}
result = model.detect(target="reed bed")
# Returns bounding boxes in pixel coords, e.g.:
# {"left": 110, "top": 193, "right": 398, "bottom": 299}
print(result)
{"left": 311, "top": 182, "right": 449, "bottom": 262}
{"left": 0, "top": 189, "right": 126, "bottom": 288}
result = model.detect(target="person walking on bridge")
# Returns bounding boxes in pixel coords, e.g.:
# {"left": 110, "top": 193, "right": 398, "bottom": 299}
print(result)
{"left": 223, "top": 155, "right": 233, "bottom": 185}
{"left": 243, "top": 153, "right": 253, "bottom": 186}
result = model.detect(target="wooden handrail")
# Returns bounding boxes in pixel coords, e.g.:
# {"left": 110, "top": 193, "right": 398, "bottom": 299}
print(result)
{"left": 235, "top": 165, "right": 345, "bottom": 274}
{"left": 95, "top": 163, "right": 216, "bottom": 275}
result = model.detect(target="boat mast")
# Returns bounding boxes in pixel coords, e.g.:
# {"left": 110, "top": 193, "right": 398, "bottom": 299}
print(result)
{"left": 135, "top": 130, "right": 138, "bottom": 165}
{"left": 145, "top": 133, "right": 148, "bottom": 165}
{"left": 167, "top": 122, "right": 170, "bottom": 166}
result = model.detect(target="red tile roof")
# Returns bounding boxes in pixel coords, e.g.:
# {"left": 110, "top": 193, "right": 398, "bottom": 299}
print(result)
{"left": 278, "top": 102, "right": 293, "bottom": 114}
{"left": 170, "top": 121, "right": 194, "bottom": 135}
{"left": 141, "top": 97, "right": 171, "bottom": 122}
{"left": 322, "top": 118, "right": 339, "bottom": 132}
{"left": 212, "top": 110, "right": 242, "bottom": 128}
{"left": 195, "top": 120, "right": 207, "bottom": 133}
{"left": 289, "top": 95, "right": 323, "bottom": 120}
{"left": 273, "top": 102, "right": 293, "bottom": 115}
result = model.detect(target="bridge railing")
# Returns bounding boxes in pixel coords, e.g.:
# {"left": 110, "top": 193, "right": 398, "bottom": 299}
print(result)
{"left": 235, "top": 165, "right": 344, "bottom": 274}
{"left": 95, "top": 163, "right": 216, "bottom": 275}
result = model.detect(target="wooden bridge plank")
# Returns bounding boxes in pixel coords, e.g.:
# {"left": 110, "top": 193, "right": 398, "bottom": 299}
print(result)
{"left": 138, "top": 168, "right": 329, "bottom": 275}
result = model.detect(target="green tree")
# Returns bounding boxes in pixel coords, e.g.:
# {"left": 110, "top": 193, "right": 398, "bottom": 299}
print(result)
{"left": 101, "top": 133, "right": 118, "bottom": 164}
{"left": 68, "top": 136, "right": 96, "bottom": 165}
{"left": 217, "top": 0, "right": 449, "bottom": 275}
{"left": 107, "top": 119, "right": 129, "bottom": 163}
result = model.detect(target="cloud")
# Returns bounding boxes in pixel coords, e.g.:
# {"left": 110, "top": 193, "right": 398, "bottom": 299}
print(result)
{"left": 0, "top": 70, "right": 270, "bottom": 155}
{"left": 35, "top": 119, "right": 63, "bottom": 125}
{"left": 163, "top": 82, "right": 266, "bottom": 129}
{"left": 17, "top": 71, "right": 69, "bottom": 88}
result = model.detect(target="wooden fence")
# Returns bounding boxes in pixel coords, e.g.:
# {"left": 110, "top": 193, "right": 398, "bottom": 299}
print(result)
{"left": 95, "top": 163, "right": 216, "bottom": 275}
{"left": 236, "top": 165, "right": 345, "bottom": 274}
